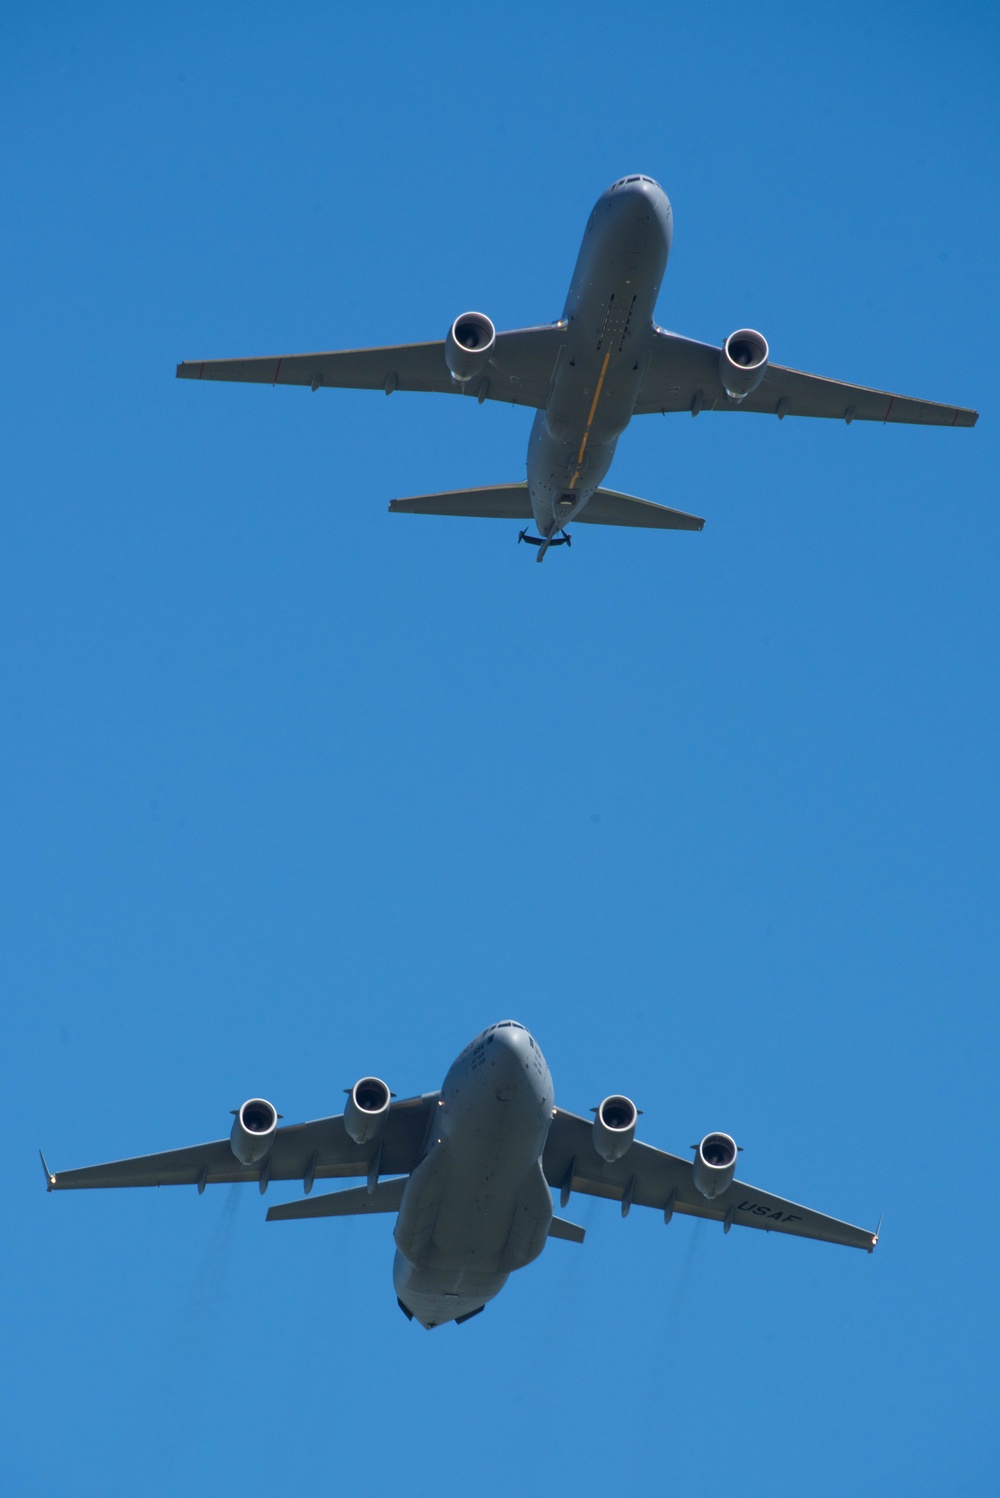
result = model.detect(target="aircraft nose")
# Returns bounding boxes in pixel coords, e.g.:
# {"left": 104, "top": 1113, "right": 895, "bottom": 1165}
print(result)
{"left": 604, "top": 175, "right": 672, "bottom": 238}
{"left": 486, "top": 1021, "right": 536, "bottom": 1072}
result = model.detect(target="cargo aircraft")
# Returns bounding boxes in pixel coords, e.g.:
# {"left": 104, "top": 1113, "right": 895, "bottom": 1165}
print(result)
{"left": 42, "top": 1022, "right": 877, "bottom": 1329}
{"left": 177, "top": 175, "right": 977, "bottom": 561}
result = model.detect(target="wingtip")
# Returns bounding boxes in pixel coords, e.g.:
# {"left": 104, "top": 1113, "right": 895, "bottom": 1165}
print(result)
{"left": 39, "top": 1150, "right": 55, "bottom": 1191}
{"left": 869, "top": 1212, "right": 883, "bottom": 1253}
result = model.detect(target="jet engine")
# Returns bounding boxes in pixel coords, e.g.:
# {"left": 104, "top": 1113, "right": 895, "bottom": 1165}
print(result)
{"left": 230, "top": 1098, "right": 278, "bottom": 1166}
{"left": 719, "top": 328, "right": 769, "bottom": 401}
{"left": 692, "top": 1132, "right": 738, "bottom": 1199}
{"left": 445, "top": 311, "right": 496, "bottom": 385}
{"left": 344, "top": 1076, "right": 392, "bottom": 1145}
{"left": 592, "top": 1095, "right": 639, "bottom": 1162}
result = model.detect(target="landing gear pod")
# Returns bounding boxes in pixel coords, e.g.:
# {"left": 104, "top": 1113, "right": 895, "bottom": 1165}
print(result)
{"left": 230, "top": 1098, "right": 278, "bottom": 1166}
{"left": 693, "top": 1132, "right": 738, "bottom": 1198}
{"left": 344, "top": 1077, "right": 392, "bottom": 1145}
{"left": 592, "top": 1095, "right": 639, "bottom": 1162}
{"left": 719, "top": 328, "right": 769, "bottom": 400}
{"left": 445, "top": 312, "right": 496, "bottom": 384}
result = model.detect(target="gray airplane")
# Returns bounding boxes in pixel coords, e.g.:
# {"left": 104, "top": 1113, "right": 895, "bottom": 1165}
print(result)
{"left": 177, "top": 174, "right": 977, "bottom": 561}
{"left": 42, "top": 1022, "right": 877, "bottom": 1329}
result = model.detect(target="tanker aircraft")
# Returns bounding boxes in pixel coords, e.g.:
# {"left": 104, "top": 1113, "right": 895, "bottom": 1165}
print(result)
{"left": 42, "top": 1022, "right": 877, "bottom": 1329}
{"left": 177, "top": 175, "right": 978, "bottom": 561}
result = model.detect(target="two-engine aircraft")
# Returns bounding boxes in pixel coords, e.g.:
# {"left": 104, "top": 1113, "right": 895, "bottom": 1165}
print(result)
{"left": 42, "top": 1022, "right": 877, "bottom": 1329}
{"left": 177, "top": 174, "right": 977, "bottom": 561}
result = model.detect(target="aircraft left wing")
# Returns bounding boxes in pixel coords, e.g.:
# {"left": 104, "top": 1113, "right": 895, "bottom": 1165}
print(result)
{"left": 175, "top": 325, "right": 564, "bottom": 411}
{"left": 543, "top": 1108, "right": 877, "bottom": 1252}
{"left": 42, "top": 1092, "right": 440, "bottom": 1192}
{"left": 635, "top": 329, "right": 979, "bottom": 427}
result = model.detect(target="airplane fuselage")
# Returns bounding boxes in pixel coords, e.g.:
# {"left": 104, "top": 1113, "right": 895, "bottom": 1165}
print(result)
{"left": 528, "top": 175, "right": 673, "bottom": 538}
{"left": 392, "top": 1021, "right": 555, "bottom": 1328}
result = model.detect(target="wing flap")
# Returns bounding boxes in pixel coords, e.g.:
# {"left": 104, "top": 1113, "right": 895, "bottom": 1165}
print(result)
{"left": 46, "top": 1092, "right": 439, "bottom": 1192}
{"left": 544, "top": 1108, "right": 876, "bottom": 1252}
{"left": 636, "top": 329, "right": 978, "bottom": 426}
{"left": 176, "top": 325, "right": 563, "bottom": 411}
{"left": 265, "top": 1178, "right": 406, "bottom": 1222}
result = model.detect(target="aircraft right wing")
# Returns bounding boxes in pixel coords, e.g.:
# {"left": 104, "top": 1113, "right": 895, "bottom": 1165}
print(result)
{"left": 543, "top": 1108, "right": 877, "bottom": 1252}
{"left": 176, "top": 325, "right": 564, "bottom": 411}
{"left": 42, "top": 1092, "right": 440, "bottom": 1193}
{"left": 635, "top": 329, "right": 979, "bottom": 426}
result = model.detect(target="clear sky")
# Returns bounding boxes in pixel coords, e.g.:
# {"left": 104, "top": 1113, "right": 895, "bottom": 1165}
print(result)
{"left": 3, "top": 4, "right": 997, "bottom": 1494}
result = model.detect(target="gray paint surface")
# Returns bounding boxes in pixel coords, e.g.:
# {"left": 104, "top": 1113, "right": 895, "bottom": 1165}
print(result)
{"left": 44, "top": 1023, "right": 877, "bottom": 1331}
{"left": 176, "top": 175, "right": 977, "bottom": 560}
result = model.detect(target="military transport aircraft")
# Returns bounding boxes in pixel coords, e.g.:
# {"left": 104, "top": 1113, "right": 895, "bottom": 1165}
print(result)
{"left": 42, "top": 1021, "right": 876, "bottom": 1329}
{"left": 177, "top": 174, "right": 977, "bottom": 562}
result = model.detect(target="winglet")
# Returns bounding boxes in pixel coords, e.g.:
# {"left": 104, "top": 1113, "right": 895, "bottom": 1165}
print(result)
{"left": 869, "top": 1213, "right": 883, "bottom": 1253}
{"left": 39, "top": 1151, "right": 56, "bottom": 1192}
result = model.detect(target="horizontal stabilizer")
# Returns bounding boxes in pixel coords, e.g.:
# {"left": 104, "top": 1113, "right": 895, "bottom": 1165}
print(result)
{"left": 389, "top": 483, "right": 703, "bottom": 530}
{"left": 389, "top": 485, "right": 533, "bottom": 520}
{"left": 266, "top": 1177, "right": 406, "bottom": 1222}
{"left": 575, "top": 488, "right": 704, "bottom": 530}
{"left": 548, "top": 1214, "right": 586, "bottom": 1244}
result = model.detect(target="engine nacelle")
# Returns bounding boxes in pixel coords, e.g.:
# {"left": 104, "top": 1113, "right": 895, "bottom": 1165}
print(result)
{"left": 719, "top": 328, "right": 769, "bottom": 401}
{"left": 230, "top": 1098, "right": 278, "bottom": 1166}
{"left": 692, "top": 1132, "right": 738, "bottom": 1199}
{"left": 445, "top": 311, "right": 496, "bottom": 384}
{"left": 344, "top": 1076, "right": 391, "bottom": 1145}
{"left": 592, "top": 1094, "right": 639, "bottom": 1162}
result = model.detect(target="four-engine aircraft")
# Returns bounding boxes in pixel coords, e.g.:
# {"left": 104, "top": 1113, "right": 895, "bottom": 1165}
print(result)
{"left": 177, "top": 174, "right": 978, "bottom": 561}
{"left": 42, "top": 1022, "right": 877, "bottom": 1329}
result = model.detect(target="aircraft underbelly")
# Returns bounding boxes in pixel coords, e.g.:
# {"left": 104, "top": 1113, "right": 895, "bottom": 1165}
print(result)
{"left": 393, "top": 1024, "right": 555, "bottom": 1326}
{"left": 527, "top": 186, "right": 667, "bottom": 533}
{"left": 424, "top": 1058, "right": 551, "bottom": 1271}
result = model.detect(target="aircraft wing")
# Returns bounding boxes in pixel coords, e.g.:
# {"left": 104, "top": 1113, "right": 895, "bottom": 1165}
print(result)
{"left": 42, "top": 1092, "right": 440, "bottom": 1192}
{"left": 543, "top": 1108, "right": 877, "bottom": 1252}
{"left": 175, "top": 325, "right": 564, "bottom": 411}
{"left": 635, "top": 329, "right": 979, "bottom": 427}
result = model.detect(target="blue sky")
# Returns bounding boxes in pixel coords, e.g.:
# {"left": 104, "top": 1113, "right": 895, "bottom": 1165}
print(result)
{"left": 2, "top": 4, "right": 997, "bottom": 1493}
